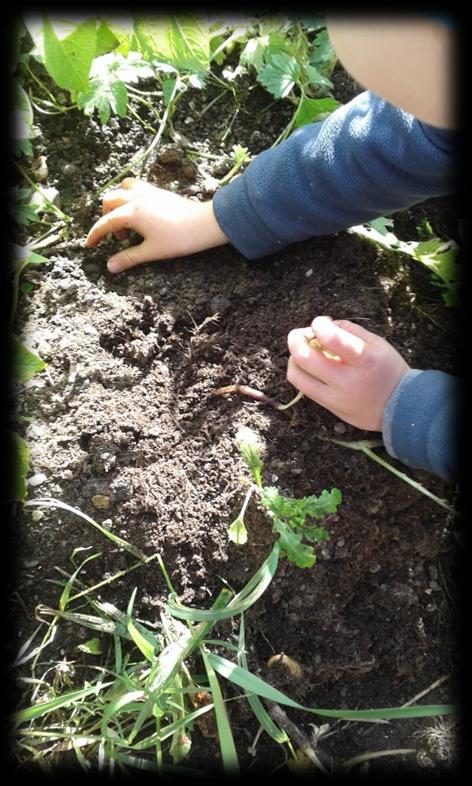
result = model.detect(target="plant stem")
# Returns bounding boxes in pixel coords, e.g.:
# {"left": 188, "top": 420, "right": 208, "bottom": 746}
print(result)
{"left": 15, "top": 161, "right": 72, "bottom": 223}
{"left": 277, "top": 390, "right": 304, "bottom": 410}
{"left": 96, "top": 81, "right": 182, "bottom": 192}
{"left": 323, "top": 437, "right": 454, "bottom": 513}
{"left": 25, "top": 63, "right": 63, "bottom": 106}
{"left": 220, "top": 105, "right": 240, "bottom": 143}
{"left": 342, "top": 748, "right": 416, "bottom": 771}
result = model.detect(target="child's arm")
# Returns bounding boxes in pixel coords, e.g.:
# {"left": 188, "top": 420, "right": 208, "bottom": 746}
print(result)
{"left": 287, "top": 317, "right": 461, "bottom": 483}
{"left": 213, "top": 90, "right": 456, "bottom": 259}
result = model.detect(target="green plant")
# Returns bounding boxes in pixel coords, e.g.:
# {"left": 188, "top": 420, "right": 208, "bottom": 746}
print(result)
{"left": 8, "top": 245, "right": 50, "bottom": 502}
{"left": 228, "top": 427, "right": 340, "bottom": 568}
{"left": 238, "top": 16, "right": 339, "bottom": 143}
{"left": 353, "top": 217, "right": 462, "bottom": 308}
{"left": 14, "top": 498, "right": 455, "bottom": 774}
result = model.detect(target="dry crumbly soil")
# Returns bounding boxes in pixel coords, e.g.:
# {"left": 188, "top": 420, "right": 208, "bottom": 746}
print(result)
{"left": 9, "top": 60, "right": 464, "bottom": 777}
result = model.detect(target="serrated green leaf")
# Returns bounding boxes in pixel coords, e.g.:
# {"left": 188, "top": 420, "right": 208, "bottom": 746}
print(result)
{"left": 293, "top": 96, "right": 339, "bottom": 128}
{"left": 12, "top": 138, "right": 34, "bottom": 160}
{"left": 239, "top": 37, "right": 267, "bottom": 72}
{"left": 260, "top": 486, "right": 340, "bottom": 568}
{"left": 273, "top": 519, "right": 316, "bottom": 568}
{"left": 257, "top": 52, "right": 300, "bottom": 98}
{"left": 42, "top": 16, "right": 97, "bottom": 96}
{"left": 304, "top": 63, "right": 333, "bottom": 90}
{"left": 8, "top": 430, "right": 30, "bottom": 501}
{"left": 135, "top": 15, "right": 210, "bottom": 74}
{"left": 310, "top": 28, "right": 337, "bottom": 75}
{"left": 10, "top": 203, "right": 39, "bottom": 227}
{"left": 77, "top": 74, "right": 128, "bottom": 125}
{"left": 11, "top": 335, "right": 46, "bottom": 382}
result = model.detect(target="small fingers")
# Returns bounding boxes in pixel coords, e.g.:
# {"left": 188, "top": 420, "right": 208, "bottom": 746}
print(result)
{"left": 102, "top": 179, "right": 157, "bottom": 213}
{"left": 107, "top": 241, "right": 155, "bottom": 273}
{"left": 310, "top": 316, "right": 369, "bottom": 366}
{"left": 286, "top": 357, "right": 341, "bottom": 412}
{"left": 287, "top": 328, "right": 349, "bottom": 386}
{"left": 102, "top": 188, "right": 136, "bottom": 214}
{"left": 85, "top": 203, "right": 135, "bottom": 248}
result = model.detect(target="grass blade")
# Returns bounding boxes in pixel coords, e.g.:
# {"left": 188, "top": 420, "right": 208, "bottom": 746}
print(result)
{"left": 14, "top": 682, "right": 113, "bottom": 724}
{"left": 237, "top": 615, "right": 289, "bottom": 745}
{"left": 167, "top": 545, "right": 279, "bottom": 622}
{"left": 208, "top": 653, "right": 455, "bottom": 721}
{"left": 25, "top": 498, "right": 147, "bottom": 559}
{"left": 200, "top": 646, "right": 239, "bottom": 775}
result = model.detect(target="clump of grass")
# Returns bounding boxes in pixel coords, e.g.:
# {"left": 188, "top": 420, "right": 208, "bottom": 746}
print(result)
{"left": 13, "top": 481, "right": 456, "bottom": 774}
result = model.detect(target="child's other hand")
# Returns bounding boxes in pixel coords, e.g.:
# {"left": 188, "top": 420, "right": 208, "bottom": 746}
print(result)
{"left": 287, "top": 316, "right": 410, "bottom": 431}
{"left": 84, "top": 177, "right": 228, "bottom": 273}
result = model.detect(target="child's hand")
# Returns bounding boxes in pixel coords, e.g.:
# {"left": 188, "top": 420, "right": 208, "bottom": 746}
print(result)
{"left": 287, "top": 316, "right": 410, "bottom": 431}
{"left": 84, "top": 177, "right": 228, "bottom": 273}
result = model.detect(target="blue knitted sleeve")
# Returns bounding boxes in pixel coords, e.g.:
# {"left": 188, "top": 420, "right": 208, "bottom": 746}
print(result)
{"left": 382, "top": 369, "right": 462, "bottom": 484}
{"left": 212, "top": 90, "right": 456, "bottom": 259}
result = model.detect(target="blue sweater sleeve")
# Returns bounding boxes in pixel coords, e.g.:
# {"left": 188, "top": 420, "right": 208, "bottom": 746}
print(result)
{"left": 213, "top": 90, "right": 456, "bottom": 259}
{"left": 382, "top": 370, "right": 462, "bottom": 484}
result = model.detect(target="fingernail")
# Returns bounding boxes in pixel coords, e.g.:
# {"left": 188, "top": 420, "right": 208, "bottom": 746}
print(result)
{"left": 107, "top": 258, "right": 120, "bottom": 273}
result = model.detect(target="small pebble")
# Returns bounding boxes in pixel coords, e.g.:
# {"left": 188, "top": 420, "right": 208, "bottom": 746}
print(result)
{"left": 31, "top": 155, "right": 48, "bottom": 181}
{"left": 91, "top": 495, "right": 110, "bottom": 510}
{"left": 28, "top": 473, "right": 47, "bottom": 487}
{"left": 333, "top": 422, "right": 347, "bottom": 435}
{"left": 62, "top": 163, "right": 76, "bottom": 177}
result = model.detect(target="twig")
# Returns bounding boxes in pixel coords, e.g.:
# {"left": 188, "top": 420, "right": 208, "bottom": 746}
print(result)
{"left": 266, "top": 702, "right": 332, "bottom": 774}
{"left": 401, "top": 674, "right": 451, "bottom": 708}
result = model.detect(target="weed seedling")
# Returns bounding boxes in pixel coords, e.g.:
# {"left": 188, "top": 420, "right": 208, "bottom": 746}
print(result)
{"left": 229, "top": 427, "right": 341, "bottom": 568}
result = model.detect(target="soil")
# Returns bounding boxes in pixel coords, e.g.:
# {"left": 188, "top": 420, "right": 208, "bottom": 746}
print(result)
{"left": 9, "top": 55, "right": 464, "bottom": 777}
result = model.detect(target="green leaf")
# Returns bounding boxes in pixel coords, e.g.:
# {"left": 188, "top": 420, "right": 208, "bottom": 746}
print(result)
{"left": 368, "top": 216, "right": 395, "bottom": 236}
{"left": 77, "top": 637, "right": 103, "bottom": 655}
{"left": 10, "top": 202, "right": 39, "bottom": 227}
{"left": 77, "top": 72, "right": 128, "bottom": 124}
{"left": 162, "top": 77, "right": 179, "bottom": 106}
{"left": 260, "top": 487, "right": 340, "bottom": 568}
{"left": 200, "top": 647, "right": 239, "bottom": 775}
{"left": 272, "top": 520, "right": 316, "bottom": 568}
{"left": 95, "top": 20, "right": 120, "bottom": 57}
{"left": 126, "top": 587, "right": 157, "bottom": 663}
{"left": 135, "top": 15, "right": 211, "bottom": 74}
{"left": 257, "top": 51, "right": 300, "bottom": 98}
{"left": 239, "top": 37, "right": 267, "bottom": 72}
{"left": 11, "top": 335, "right": 46, "bottom": 382}
{"left": 14, "top": 682, "right": 113, "bottom": 725}
{"left": 228, "top": 516, "right": 248, "bottom": 545}
{"left": 208, "top": 653, "right": 456, "bottom": 721}
{"left": 8, "top": 430, "right": 30, "bottom": 501}
{"left": 42, "top": 16, "right": 97, "bottom": 96}
{"left": 304, "top": 63, "right": 333, "bottom": 90}
{"left": 309, "top": 29, "right": 337, "bottom": 75}
{"left": 293, "top": 96, "right": 339, "bottom": 128}
{"left": 167, "top": 546, "right": 278, "bottom": 622}
{"left": 12, "top": 138, "right": 34, "bottom": 159}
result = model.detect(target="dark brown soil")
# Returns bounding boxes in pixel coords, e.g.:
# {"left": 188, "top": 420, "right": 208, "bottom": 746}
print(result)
{"left": 9, "top": 51, "right": 463, "bottom": 778}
